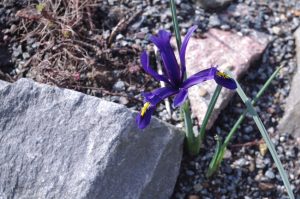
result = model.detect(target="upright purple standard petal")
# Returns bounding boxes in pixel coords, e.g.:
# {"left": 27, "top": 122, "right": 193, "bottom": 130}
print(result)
{"left": 181, "top": 67, "right": 216, "bottom": 89}
{"left": 150, "top": 30, "right": 181, "bottom": 85}
{"left": 179, "top": 25, "right": 198, "bottom": 82}
{"left": 214, "top": 71, "right": 237, "bottom": 90}
{"left": 136, "top": 104, "right": 156, "bottom": 129}
{"left": 140, "top": 51, "right": 170, "bottom": 84}
{"left": 173, "top": 89, "right": 188, "bottom": 108}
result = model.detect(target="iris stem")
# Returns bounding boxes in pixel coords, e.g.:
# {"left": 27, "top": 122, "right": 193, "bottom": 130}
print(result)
{"left": 198, "top": 85, "right": 222, "bottom": 147}
{"left": 170, "top": 0, "right": 195, "bottom": 155}
{"left": 182, "top": 102, "right": 198, "bottom": 155}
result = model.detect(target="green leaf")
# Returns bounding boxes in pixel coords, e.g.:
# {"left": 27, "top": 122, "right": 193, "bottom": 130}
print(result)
{"left": 223, "top": 66, "right": 283, "bottom": 149}
{"left": 170, "top": 0, "right": 182, "bottom": 53}
{"left": 207, "top": 67, "right": 284, "bottom": 177}
{"left": 235, "top": 77, "right": 295, "bottom": 199}
{"left": 206, "top": 135, "right": 222, "bottom": 177}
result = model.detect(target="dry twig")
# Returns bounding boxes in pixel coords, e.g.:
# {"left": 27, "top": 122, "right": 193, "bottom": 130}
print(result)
{"left": 108, "top": 9, "right": 142, "bottom": 46}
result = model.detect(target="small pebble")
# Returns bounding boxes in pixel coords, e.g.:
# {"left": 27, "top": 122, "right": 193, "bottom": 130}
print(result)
{"left": 265, "top": 170, "right": 275, "bottom": 179}
{"left": 113, "top": 80, "right": 125, "bottom": 91}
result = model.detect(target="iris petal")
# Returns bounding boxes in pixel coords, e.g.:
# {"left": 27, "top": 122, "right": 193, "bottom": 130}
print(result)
{"left": 137, "top": 87, "right": 178, "bottom": 129}
{"left": 143, "top": 87, "right": 178, "bottom": 105}
{"left": 214, "top": 71, "right": 237, "bottom": 89}
{"left": 180, "top": 25, "right": 198, "bottom": 82}
{"left": 173, "top": 89, "right": 188, "bottom": 108}
{"left": 136, "top": 105, "right": 156, "bottom": 129}
{"left": 140, "top": 51, "right": 170, "bottom": 84}
{"left": 182, "top": 67, "right": 216, "bottom": 89}
{"left": 150, "top": 30, "right": 181, "bottom": 85}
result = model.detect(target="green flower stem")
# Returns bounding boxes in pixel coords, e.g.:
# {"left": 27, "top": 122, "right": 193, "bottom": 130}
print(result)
{"left": 198, "top": 85, "right": 222, "bottom": 147}
{"left": 170, "top": 0, "right": 195, "bottom": 155}
{"left": 182, "top": 102, "right": 198, "bottom": 155}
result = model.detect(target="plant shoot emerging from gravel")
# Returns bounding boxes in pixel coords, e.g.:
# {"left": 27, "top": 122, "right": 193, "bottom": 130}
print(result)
{"left": 136, "top": 26, "right": 236, "bottom": 129}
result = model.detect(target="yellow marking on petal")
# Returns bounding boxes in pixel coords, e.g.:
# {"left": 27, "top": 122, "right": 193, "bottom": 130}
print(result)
{"left": 217, "top": 71, "right": 230, "bottom": 79}
{"left": 141, "top": 102, "right": 151, "bottom": 117}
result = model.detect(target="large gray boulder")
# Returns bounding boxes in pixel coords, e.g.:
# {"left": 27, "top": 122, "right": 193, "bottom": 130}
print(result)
{"left": 0, "top": 80, "right": 9, "bottom": 90}
{"left": 0, "top": 79, "right": 184, "bottom": 199}
{"left": 278, "top": 28, "right": 300, "bottom": 137}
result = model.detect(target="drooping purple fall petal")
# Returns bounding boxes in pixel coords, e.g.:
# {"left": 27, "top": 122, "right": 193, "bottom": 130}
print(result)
{"left": 182, "top": 67, "right": 215, "bottom": 89}
{"left": 137, "top": 87, "right": 178, "bottom": 129}
{"left": 136, "top": 104, "right": 156, "bottom": 129}
{"left": 214, "top": 71, "right": 237, "bottom": 89}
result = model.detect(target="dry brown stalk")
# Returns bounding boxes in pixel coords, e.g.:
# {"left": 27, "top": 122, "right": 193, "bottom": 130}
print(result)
{"left": 108, "top": 9, "right": 143, "bottom": 46}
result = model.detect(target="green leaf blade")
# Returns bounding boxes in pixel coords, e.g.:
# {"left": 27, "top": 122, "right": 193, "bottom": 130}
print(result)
{"left": 235, "top": 79, "right": 295, "bottom": 199}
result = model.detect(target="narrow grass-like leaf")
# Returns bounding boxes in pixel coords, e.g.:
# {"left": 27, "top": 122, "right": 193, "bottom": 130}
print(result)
{"left": 223, "top": 66, "right": 282, "bottom": 148}
{"left": 235, "top": 78, "right": 295, "bottom": 199}
{"left": 170, "top": 0, "right": 182, "bottom": 54}
{"left": 209, "top": 67, "right": 283, "bottom": 176}
{"left": 207, "top": 67, "right": 286, "bottom": 178}
{"left": 206, "top": 135, "right": 222, "bottom": 177}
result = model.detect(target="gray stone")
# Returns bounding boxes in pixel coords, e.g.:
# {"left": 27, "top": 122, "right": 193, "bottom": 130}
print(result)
{"left": 0, "top": 79, "right": 184, "bottom": 199}
{"left": 278, "top": 27, "right": 300, "bottom": 137}
{"left": 209, "top": 14, "right": 221, "bottom": 27}
{"left": 0, "top": 80, "right": 9, "bottom": 90}
{"left": 192, "top": 0, "right": 233, "bottom": 10}
{"left": 183, "top": 29, "right": 269, "bottom": 129}
{"left": 113, "top": 80, "right": 125, "bottom": 91}
{"left": 265, "top": 170, "right": 275, "bottom": 179}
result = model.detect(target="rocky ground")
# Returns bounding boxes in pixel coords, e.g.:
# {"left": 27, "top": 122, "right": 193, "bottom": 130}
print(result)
{"left": 1, "top": 0, "right": 300, "bottom": 198}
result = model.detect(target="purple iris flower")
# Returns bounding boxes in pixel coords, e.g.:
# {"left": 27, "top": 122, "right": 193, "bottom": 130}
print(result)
{"left": 136, "top": 25, "right": 237, "bottom": 129}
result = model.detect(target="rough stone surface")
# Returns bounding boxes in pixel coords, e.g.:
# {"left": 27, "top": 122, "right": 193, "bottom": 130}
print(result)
{"left": 0, "top": 79, "right": 184, "bottom": 199}
{"left": 193, "top": 0, "right": 233, "bottom": 10}
{"left": 278, "top": 27, "right": 300, "bottom": 137}
{"left": 0, "top": 80, "right": 9, "bottom": 90}
{"left": 185, "top": 29, "right": 269, "bottom": 129}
